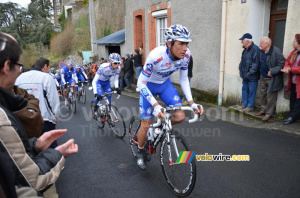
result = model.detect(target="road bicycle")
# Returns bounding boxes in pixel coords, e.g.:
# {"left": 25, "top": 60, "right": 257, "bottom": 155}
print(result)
{"left": 90, "top": 91, "right": 126, "bottom": 138}
{"left": 65, "top": 83, "right": 76, "bottom": 113}
{"left": 77, "top": 80, "right": 87, "bottom": 104}
{"left": 129, "top": 106, "right": 200, "bottom": 197}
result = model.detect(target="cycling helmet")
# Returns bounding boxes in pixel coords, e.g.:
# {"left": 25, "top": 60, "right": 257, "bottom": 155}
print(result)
{"left": 165, "top": 24, "right": 192, "bottom": 42}
{"left": 67, "top": 60, "right": 74, "bottom": 67}
{"left": 56, "top": 69, "right": 61, "bottom": 73}
{"left": 109, "top": 53, "right": 121, "bottom": 63}
{"left": 75, "top": 64, "right": 81, "bottom": 69}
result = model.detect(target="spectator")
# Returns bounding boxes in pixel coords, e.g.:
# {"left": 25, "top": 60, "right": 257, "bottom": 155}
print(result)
{"left": 131, "top": 49, "right": 143, "bottom": 92}
{"left": 256, "top": 37, "right": 285, "bottom": 121}
{"left": 16, "top": 57, "right": 60, "bottom": 148}
{"left": 281, "top": 34, "right": 300, "bottom": 125}
{"left": 0, "top": 32, "right": 78, "bottom": 194}
{"left": 92, "top": 63, "right": 98, "bottom": 75}
{"left": 182, "top": 55, "right": 193, "bottom": 104}
{"left": 238, "top": 33, "right": 260, "bottom": 112}
{"left": 87, "top": 67, "right": 93, "bottom": 84}
{"left": 124, "top": 53, "right": 134, "bottom": 90}
{"left": 119, "top": 57, "right": 125, "bottom": 91}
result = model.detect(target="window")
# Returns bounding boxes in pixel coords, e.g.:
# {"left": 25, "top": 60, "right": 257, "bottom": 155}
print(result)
{"left": 56, "top": 0, "right": 60, "bottom": 7}
{"left": 152, "top": 10, "right": 167, "bottom": 47}
{"left": 57, "top": 8, "right": 61, "bottom": 15}
{"left": 156, "top": 17, "right": 167, "bottom": 46}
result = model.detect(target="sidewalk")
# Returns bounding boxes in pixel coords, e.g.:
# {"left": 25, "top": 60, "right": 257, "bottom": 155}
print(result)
{"left": 122, "top": 84, "right": 300, "bottom": 136}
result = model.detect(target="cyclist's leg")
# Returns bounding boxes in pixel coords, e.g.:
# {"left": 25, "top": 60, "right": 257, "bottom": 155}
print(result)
{"left": 136, "top": 93, "right": 153, "bottom": 170}
{"left": 159, "top": 79, "right": 185, "bottom": 124}
{"left": 102, "top": 80, "right": 112, "bottom": 104}
{"left": 62, "top": 80, "right": 67, "bottom": 98}
{"left": 70, "top": 79, "right": 76, "bottom": 95}
{"left": 94, "top": 80, "right": 104, "bottom": 106}
{"left": 137, "top": 81, "right": 162, "bottom": 148}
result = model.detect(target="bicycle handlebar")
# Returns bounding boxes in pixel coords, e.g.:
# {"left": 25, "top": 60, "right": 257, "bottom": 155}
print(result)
{"left": 152, "top": 106, "right": 201, "bottom": 128}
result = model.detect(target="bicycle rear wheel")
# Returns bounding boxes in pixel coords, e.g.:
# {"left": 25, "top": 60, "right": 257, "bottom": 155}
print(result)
{"left": 107, "top": 105, "right": 126, "bottom": 138}
{"left": 160, "top": 131, "right": 196, "bottom": 197}
{"left": 91, "top": 101, "right": 104, "bottom": 128}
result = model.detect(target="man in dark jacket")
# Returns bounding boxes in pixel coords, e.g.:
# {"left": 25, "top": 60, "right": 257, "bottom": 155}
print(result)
{"left": 0, "top": 32, "right": 78, "bottom": 194}
{"left": 131, "top": 49, "right": 143, "bottom": 91}
{"left": 256, "top": 37, "right": 285, "bottom": 121}
{"left": 124, "top": 53, "right": 134, "bottom": 89}
{"left": 238, "top": 33, "right": 260, "bottom": 112}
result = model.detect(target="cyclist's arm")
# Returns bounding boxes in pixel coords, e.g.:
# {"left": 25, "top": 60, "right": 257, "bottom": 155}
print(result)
{"left": 179, "top": 68, "right": 193, "bottom": 102}
{"left": 60, "top": 72, "right": 66, "bottom": 85}
{"left": 81, "top": 69, "right": 88, "bottom": 80}
{"left": 92, "top": 73, "right": 100, "bottom": 95}
{"left": 113, "top": 74, "right": 119, "bottom": 89}
{"left": 137, "top": 62, "right": 158, "bottom": 106}
{"left": 72, "top": 72, "right": 78, "bottom": 83}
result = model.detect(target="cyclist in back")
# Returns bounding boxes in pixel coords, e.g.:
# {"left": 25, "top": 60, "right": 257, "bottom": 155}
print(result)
{"left": 61, "top": 60, "right": 78, "bottom": 106}
{"left": 75, "top": 64, "right": 88, "bottom": 82}
{"left": 54, "top": 69, "right": 62, "bottom": 87}
{"left": 136, "top": 24, "right": 204, "bottom": 170}
{"left": 92, "top": 53, "right": 122, "bottom": 115}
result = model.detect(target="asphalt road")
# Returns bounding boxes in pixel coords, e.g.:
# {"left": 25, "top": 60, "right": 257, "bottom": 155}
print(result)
{"left": 55, "top": 88, "right": 300, "bottom": 198}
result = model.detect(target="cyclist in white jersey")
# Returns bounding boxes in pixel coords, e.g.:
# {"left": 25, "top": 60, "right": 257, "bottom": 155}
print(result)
{"left": 92, "top": 53, "right": 122, "bottom": 113}
{"left": 136, "top": 24, "right": 204, "bottom": 170}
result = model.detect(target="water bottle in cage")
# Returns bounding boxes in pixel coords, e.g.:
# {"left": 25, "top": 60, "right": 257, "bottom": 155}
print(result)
{"left": 98, "top": 104, "right": 105, "bottom": 114}
{"left": 147, "top": 128, "right": 154, "bottom": 141}
{"left": 153, "top": 128, "right": 162, "bottom": 138}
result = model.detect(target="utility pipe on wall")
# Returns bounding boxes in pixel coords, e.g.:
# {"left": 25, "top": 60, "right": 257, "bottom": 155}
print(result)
{"left": 218, "top": 0, "right": 228, "bottom": 106}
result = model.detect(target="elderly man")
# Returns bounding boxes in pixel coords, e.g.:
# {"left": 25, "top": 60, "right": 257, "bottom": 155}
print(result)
{"left": 256, "top": 37, "right": 285, "bottom": 121}
{"left": 239, "top": 33, "right": 260, "bottom": 112}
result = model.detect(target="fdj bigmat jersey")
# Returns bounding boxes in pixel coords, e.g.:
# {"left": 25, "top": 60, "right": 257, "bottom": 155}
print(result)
{"left": 95, "top": 63, "right": 121, "bottom": 81}
{"left": 141, "top": 45, "right": 191, "bottom": 84}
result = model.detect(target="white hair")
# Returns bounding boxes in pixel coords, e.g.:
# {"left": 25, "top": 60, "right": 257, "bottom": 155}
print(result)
{"left": 262, "top": 36, "right": 272, "bottom": 44}
{"left": 245, "top": 38, "right": 252, "bottom": 42}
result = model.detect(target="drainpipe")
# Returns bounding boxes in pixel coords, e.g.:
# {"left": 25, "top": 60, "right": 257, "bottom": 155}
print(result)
{"left": 218, "top": 0, "right": 228, "bottom": 106}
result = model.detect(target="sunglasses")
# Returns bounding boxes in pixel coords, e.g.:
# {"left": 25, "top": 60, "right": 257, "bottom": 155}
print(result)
{"left": 113, "top": 62, "right": 120, "bottom": 65}
{"left": 14, "top": 62, "right": 24, "bottom": 71}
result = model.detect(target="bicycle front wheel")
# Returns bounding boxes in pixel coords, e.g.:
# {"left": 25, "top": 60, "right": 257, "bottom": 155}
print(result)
{"left": 81, "top": 87, "right": 86, "bottom": 104}
{"left": 160, "top": 131, "right": 196, "bottom": 197}
{"left": 91, "top": 101, "right": 104, "bottom": 128}
{"left": 107, "top": 105, "right": 126, "bottom": 138}
{"left": 128, "top": 116, "right": 141, "bottom": 157}
{"left": 71, "top": 94, "right": 76, "bottom": 113}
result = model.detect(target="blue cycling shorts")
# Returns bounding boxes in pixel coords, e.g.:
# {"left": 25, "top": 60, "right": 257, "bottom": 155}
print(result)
{"left": 139, "top": 78, "right": 182, "bottom": 119}
{"left": 77, "top": 74, "right": 86, "bottom": 82}
{"left": 94, "top": 80, "right": 112, "bottom": 104}
{"left": 62, "top": 78, "right": 76, "bottom": 86}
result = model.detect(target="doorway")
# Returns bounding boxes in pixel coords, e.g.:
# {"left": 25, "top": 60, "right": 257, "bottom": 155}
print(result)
{"left": 269, "top": 0, "right": 288, "bottom": 51}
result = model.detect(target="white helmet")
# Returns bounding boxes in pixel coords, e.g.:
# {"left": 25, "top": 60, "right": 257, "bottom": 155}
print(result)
{"left": 109, "top": 53, "right": 121, "bottom": 63}
{"left": 75, "top": 64, "right": 81, "bottom": 69}
{"left": 67, "top": 60, "right": 74, "bottom": 67}
{"left": 165, "top": 24, "right": 191, "bottom": 42}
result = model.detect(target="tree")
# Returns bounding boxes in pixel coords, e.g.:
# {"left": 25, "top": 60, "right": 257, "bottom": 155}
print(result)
{"left": 0, "top": 1, "right": 54, "bottom": 47}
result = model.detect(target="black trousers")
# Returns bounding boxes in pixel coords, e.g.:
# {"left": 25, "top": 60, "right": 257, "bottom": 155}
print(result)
{"left": 42, "top": 121, "right": 57, "bottom": 148}
{"left": 289, "top": 83, "right": 300, "bottom": 120}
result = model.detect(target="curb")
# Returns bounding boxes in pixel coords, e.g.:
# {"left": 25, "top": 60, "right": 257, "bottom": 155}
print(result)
{"left": 121, "top": 88, "right": 300, "bottom": 137}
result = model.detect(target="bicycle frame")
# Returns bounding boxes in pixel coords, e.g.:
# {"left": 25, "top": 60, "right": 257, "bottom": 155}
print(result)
{"left": 144, "top": 106, "right": 199, "bottom": 164}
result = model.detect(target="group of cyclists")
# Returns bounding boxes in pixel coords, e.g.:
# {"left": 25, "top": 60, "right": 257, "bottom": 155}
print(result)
{"left": 53, "top": 24, "right": 204, "bottom": 170}
{"left": 52, "top": 62, "right": 89, "bottom": 106}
